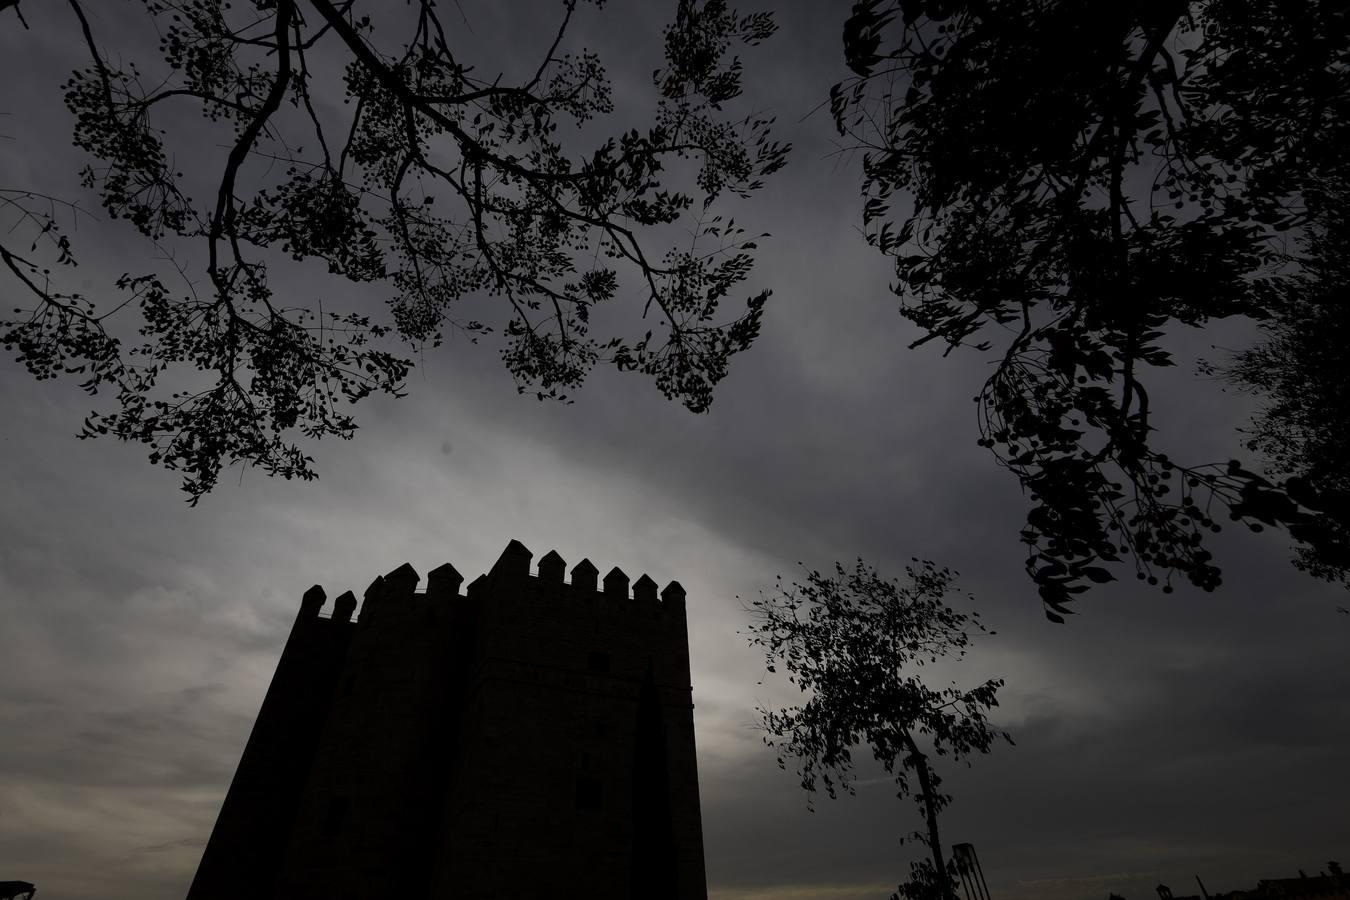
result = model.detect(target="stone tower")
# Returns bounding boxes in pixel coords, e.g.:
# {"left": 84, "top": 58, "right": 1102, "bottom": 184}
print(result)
{"left": 187, "top": 540, "right": 706, "bottom": 900}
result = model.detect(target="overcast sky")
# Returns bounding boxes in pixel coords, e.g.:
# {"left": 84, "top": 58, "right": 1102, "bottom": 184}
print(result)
{"left": 1, "top": 3, "right": 1346, "bottom": 899}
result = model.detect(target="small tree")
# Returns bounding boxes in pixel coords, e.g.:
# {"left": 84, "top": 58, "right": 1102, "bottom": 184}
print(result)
{"left": 744, "top": 559, "right": 1013, "bottom": 900}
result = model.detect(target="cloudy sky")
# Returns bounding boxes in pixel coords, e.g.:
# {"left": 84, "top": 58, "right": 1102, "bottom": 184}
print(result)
{"left": 1, "top": 2, "right": 1346, "bottom": 899}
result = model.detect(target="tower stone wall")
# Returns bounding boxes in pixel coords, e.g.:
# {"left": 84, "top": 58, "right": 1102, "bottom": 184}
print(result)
{"left": 187, "top": 540, "right": 706, "bottom": 900}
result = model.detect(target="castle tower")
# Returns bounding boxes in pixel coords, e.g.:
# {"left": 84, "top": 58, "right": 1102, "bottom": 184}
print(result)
{"left": 186, "top": 585, "right": 354, "bottom": 898}
{"left": 187, "top": 540, "right": 707, "bottom": 899}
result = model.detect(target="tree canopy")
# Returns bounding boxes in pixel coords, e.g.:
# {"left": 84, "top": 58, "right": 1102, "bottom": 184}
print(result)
{"left": 2, "top": 0, "right": 788, "bottom": 501}
{"left": 833, "top": 0, "right": 1350, "bottom": 617}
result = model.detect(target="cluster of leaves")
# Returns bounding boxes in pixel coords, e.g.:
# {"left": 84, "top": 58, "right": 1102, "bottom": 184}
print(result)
{"left": 832, "top": 0, "right": 1350, "bottom": 616}
{"left": 3, "top": 0, "right": 788, "bottom": 501}
{"left": 1215, "top": 199, "right": 1350, "bottom": 587}
{"left": 744, "top": 559, "right": 1011, "bottom": 900}
{"left": 1, "top": 191, "right": 125, "bottom": 391}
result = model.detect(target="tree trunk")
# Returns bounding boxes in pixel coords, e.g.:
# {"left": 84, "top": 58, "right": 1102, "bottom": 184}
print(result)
{"left": 902, "top": 731, "right": 953, "bottom": 900}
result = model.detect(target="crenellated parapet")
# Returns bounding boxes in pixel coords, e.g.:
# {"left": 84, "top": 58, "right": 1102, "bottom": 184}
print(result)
{"left": 500, "top": 541, "right": 686, "bottom": 614}
{"left": 660, "top": 580, "right": 686, "bottom": 612}
{"left": 356, "top": 575, "right": 383, "bottom": 623}
{"left": 299, "top": 584, "right": 326, "bottom": 617}
{"left": 332, "top": 591, "right": 357, "bottom": 623}
{"left": 489, "top": 538, "right": 532, "bottom": 585}
{"left": 427, "top": 562, "right": 463, "bottom": 597}
{"left": 537, "top": 550, "right": 566, "bottom": 585}
{"left": 299, "top": 539, "right": 685, "bottom": 622}
{"left": 383, "top": 562, "right": 420, "bottom": 596}
{"left": 603, "top": 566, "right": 629, "bottom": 598}
{"left": 571, "top": 558, "right": 598, "bottom": 593}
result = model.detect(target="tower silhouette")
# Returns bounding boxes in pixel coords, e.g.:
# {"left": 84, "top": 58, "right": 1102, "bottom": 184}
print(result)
{"left": 187, "top": 540, "right": 707, "bottom": 899}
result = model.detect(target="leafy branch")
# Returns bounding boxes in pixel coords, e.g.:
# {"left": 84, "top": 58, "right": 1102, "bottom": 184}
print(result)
{"left": 2, "top": 0, "right": 789, "bottom": 501}
{"left": 832, "top": 0, "right": 1349, "bottom": 616}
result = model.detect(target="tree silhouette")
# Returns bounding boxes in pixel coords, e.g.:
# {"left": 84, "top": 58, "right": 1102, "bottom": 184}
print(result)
{"left": 744, "top": 559, "right": 1012, "bottom": 900}
{"left": 1, "top": 0, "right": 788, "bottom": 501}
{"left": 1213, "top": 198, "right": 1350, "bottom": 587}
{"left": 832, "top": 1, "right": 1350, "bottom": 617}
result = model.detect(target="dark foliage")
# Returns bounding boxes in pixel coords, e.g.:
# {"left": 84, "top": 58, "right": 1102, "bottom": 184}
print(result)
{"left": 1215, "top": 199, "right": 1350, "bottom": 586}
{"left": 745, "top": 559, "right": 1012, "bottom": 900}
{"left": 1, "top": 0, "right": 788, "bottom": 501}
{"left": 833, "top": 0, "right": 1350, "bottom": 617}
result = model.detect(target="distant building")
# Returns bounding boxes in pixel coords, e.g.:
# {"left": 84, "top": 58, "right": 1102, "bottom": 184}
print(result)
{"left": 1246, "top": 873, "right": 1350, "bottom": 900}
{"left": 1157, "top": 868, "right": 1350, "bottom": 900}
{"left": 187, "top": 540, "right": 706, "bottom": 899}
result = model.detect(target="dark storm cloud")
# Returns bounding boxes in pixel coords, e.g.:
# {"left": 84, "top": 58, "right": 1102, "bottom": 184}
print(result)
{"left": 1, "top": 2, "right": 1347, "bottom": 899}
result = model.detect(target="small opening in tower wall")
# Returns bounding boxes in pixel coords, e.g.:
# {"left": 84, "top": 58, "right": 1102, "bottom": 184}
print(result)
{"left": 587, "top": 651, "right": 610, "bottom": 673}
{"left": 575, "top": 775, "right": 603, "bottom": 811}
{"left": 322, "top": 796, "right": 349, "bottom": 837}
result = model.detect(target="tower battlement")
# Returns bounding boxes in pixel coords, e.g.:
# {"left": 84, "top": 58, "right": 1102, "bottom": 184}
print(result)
{"left": 189, "top": 539, "right": 707, "bottom": 900}
{"left": 306, "top": 539, "right": 687, "bottom": 621}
